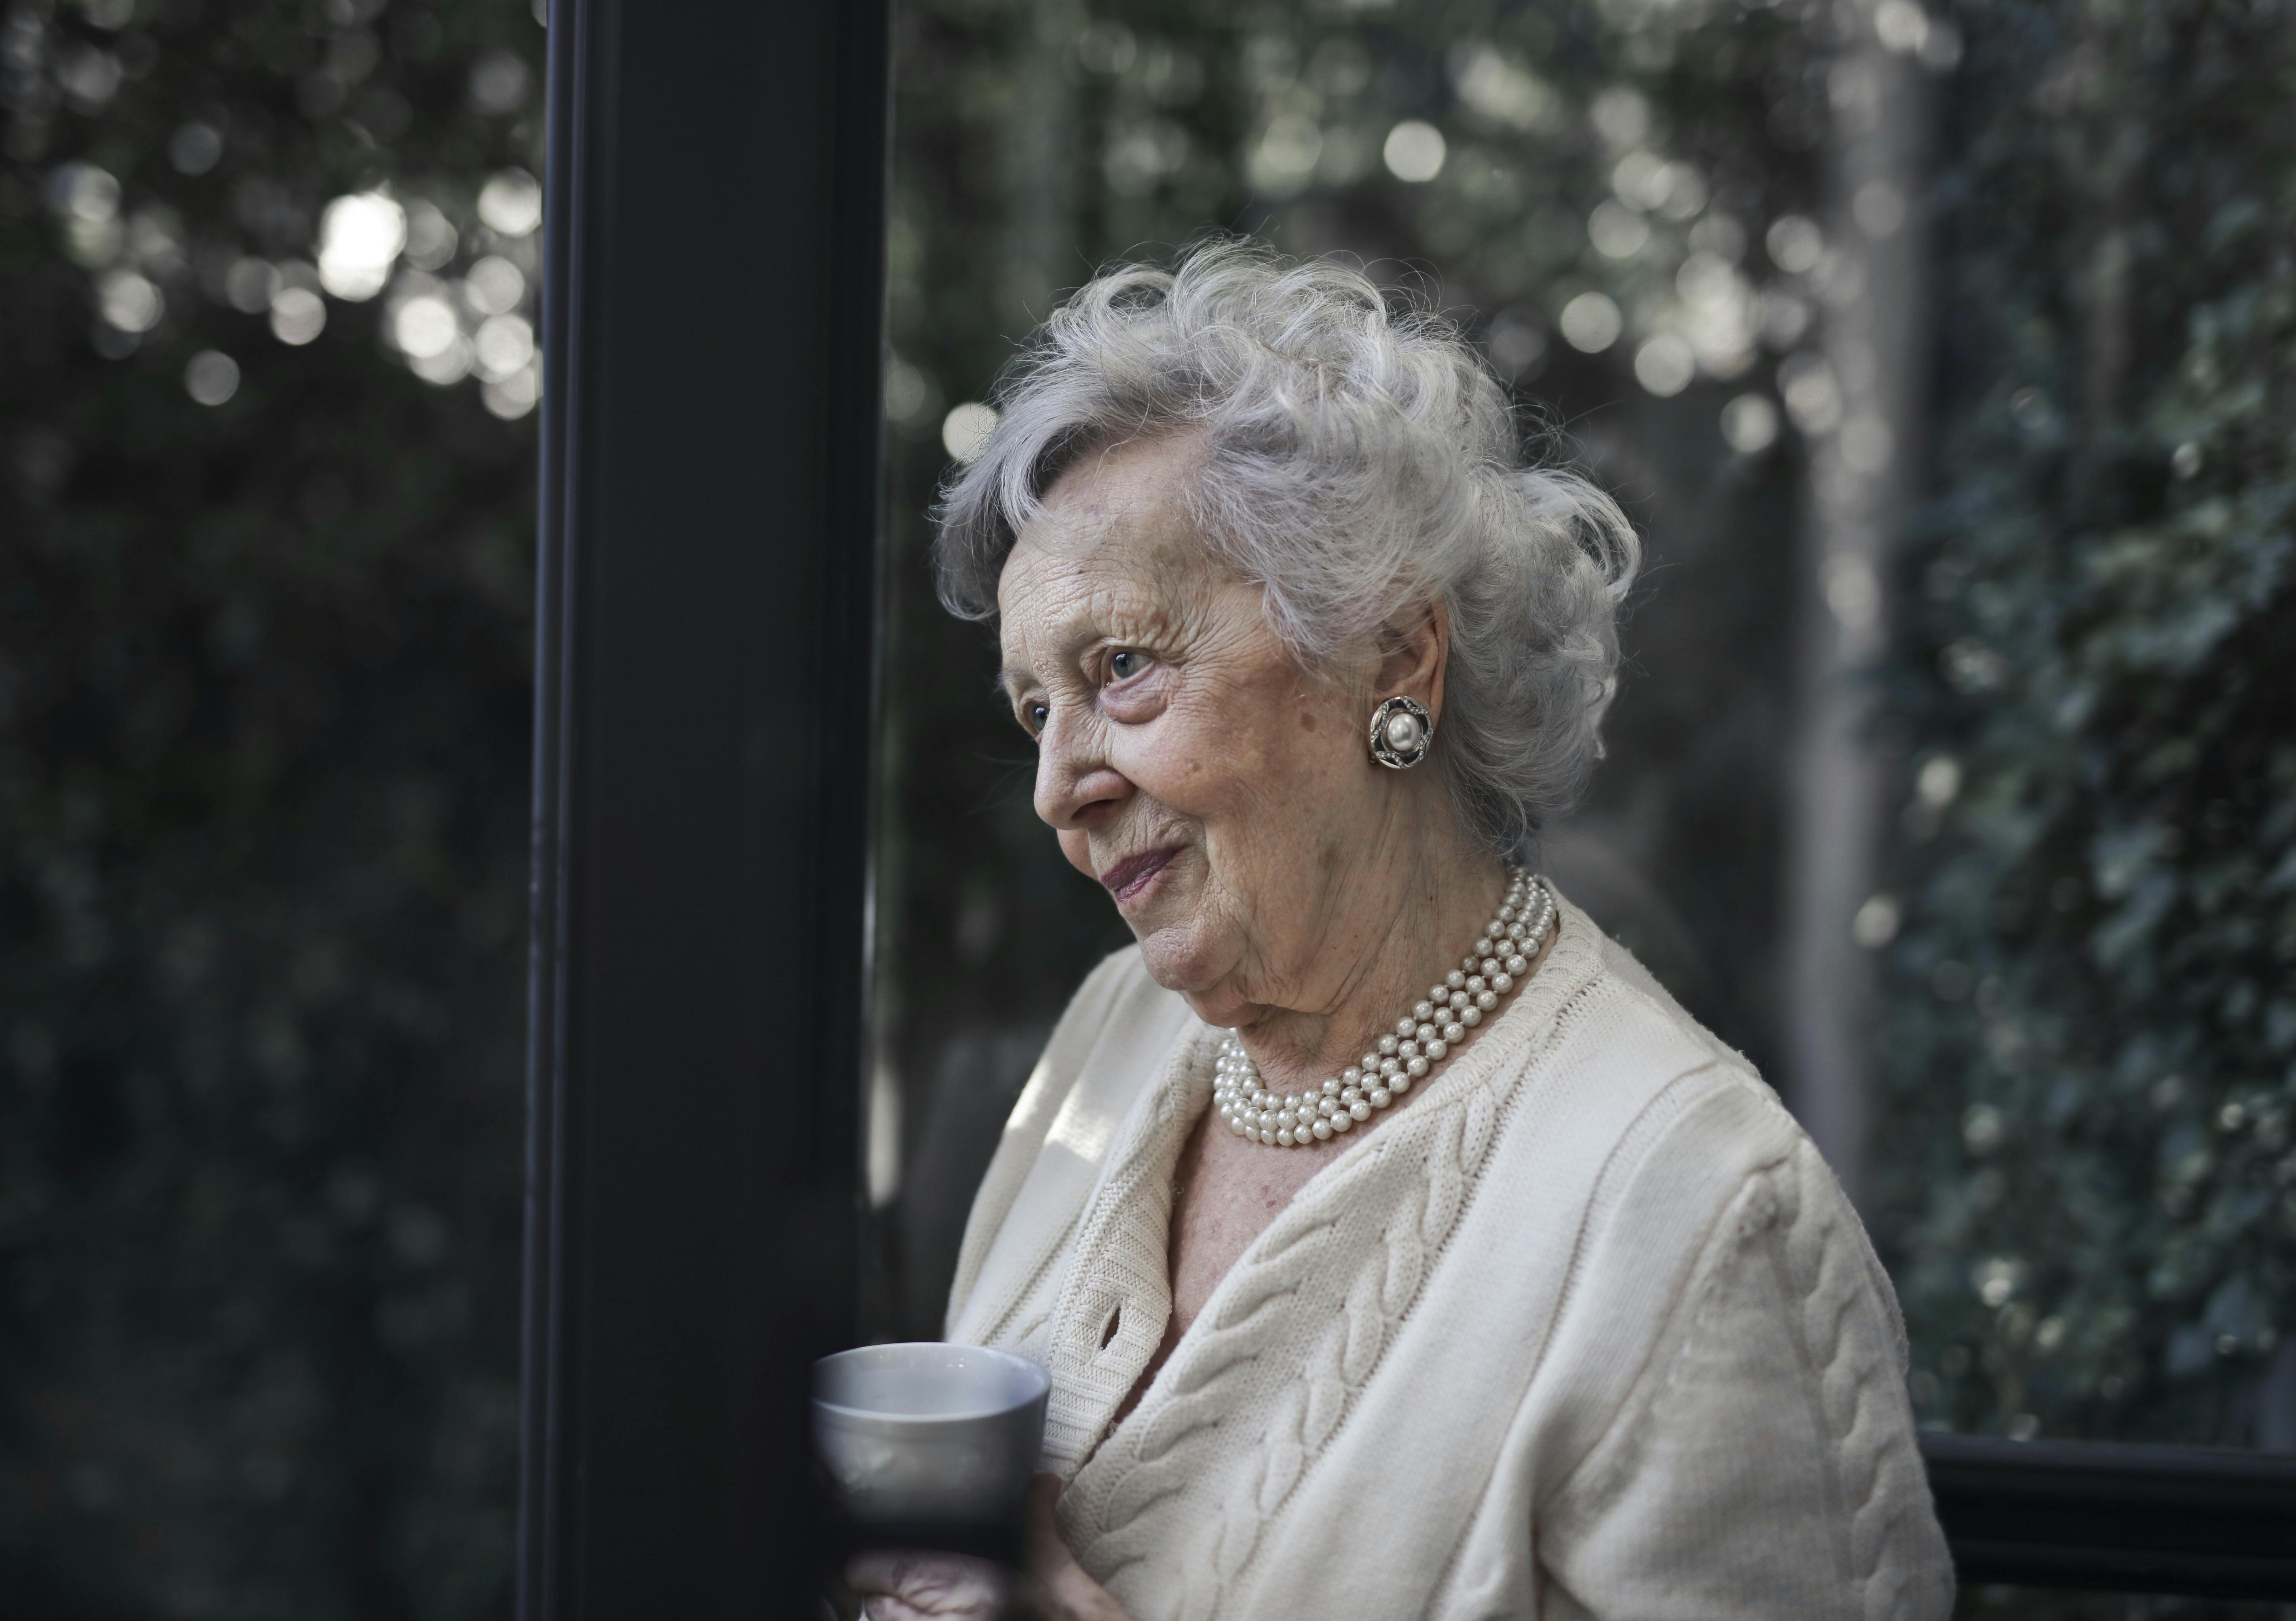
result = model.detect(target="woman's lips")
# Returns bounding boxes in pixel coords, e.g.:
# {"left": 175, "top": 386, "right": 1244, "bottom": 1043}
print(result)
{"left": 1099, "top": 847, "right": 1179, "bottom": 905}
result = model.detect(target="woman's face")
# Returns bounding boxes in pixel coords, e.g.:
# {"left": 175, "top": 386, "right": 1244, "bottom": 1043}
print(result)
{"left": 996, "top": 434, "right": 1438, "bottom": 1028}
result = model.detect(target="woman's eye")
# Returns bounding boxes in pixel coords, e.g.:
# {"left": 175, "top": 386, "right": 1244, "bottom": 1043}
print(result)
{"left": 1026, "top": 702, "right": 1049, "bottom": 733}
{"left": 1108, "top": 650, "right": 1151, "bottom": 682}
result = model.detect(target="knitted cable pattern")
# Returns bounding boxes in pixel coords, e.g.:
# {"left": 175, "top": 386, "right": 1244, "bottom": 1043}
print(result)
{"left": 1771, "top": 1137, "right": 1948, "bottom": 1620}
{"left": 1059, "top": 1075, "right": 1506, "bottom": 1619}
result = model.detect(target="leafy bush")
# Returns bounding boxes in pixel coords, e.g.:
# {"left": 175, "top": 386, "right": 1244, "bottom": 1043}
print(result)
{"left": 1873, "top": 0, "right": 2296, "bottom": 1446}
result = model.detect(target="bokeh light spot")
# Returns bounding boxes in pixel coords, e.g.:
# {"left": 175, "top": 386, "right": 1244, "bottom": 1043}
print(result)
{"left": 403, "top": 201, "right": 460, "bottom": 271}
{"left": 1766, "top": 213, "right": 1825, "bottom": 274}
{"left": 96, "top": 269, "right": 162, "bottom": 332}
{"left": 1558, "top": 291, "right": 1621, "bottom": 354}
{"left": 269, "top": 286, "right": 327, "bottom": 346}
{"left": 1382, "top": 120, "right": 1446, "bottom": 183}
{"left": 482, "top": 366, "right": 540, "bottom": 419}
{"left": 1633, "top": 333, "right": 1695, "bottom": 397}
{"left": 317, "top": 192, "right": 407, "bottom": 301}
{"left": 464, "top": 255, "right": 526, "bottom": 315}
{"left": 1720, "top": 392, "right": 1781, "bottom": 454}
{"left": 474, "top": 314, "right": 535, "bottom": 381}
{"left": 393, "top": 295, "right": 460, "bottom": 360}
{"left": 1587, "top": 199, "right": 1649, "bottom": 260}
{"left": 477, "top": 169, "right": 542, "bottom": 236}
{"left": 941, "top": 401, "right": 998, "bottom": 464}
{"left": 48, "top": 162, "right": 120, "bottom": 224}
{"left": 169, "top": 122, "right": 223, "bottom": 176}
{"left": 184, "top": 350, "right": 241, "bottom": 407}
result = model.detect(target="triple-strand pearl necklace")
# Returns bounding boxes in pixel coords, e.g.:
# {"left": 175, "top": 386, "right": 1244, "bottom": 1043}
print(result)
{"left": 1213, "top": 870, "right": 1555, "bottom": 1149}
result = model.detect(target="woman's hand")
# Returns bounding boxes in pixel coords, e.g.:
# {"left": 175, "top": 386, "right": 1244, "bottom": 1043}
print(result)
{"left": 844, "top": 1547, "right": 1011, "bottom": 1620}
{"left": 1023, "top": 1474, "right": 1133, "bottom": 1621}
{"left": 843, "top": 1476, "right": 1133, "bottom": 1621}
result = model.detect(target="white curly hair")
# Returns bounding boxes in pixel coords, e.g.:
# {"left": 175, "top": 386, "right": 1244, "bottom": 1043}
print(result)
{"left": 933, "top": 241, "right": 1640, "bottom": 859}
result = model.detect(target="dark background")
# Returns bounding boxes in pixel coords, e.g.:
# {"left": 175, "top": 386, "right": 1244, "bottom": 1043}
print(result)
{"left": 2, "top": 0, "right": 2290, "bottom": 1615}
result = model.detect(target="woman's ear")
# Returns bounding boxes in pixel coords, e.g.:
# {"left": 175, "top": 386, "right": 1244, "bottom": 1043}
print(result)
{"left": 1372, "top": 601, "right": 1450, "bottom": 727}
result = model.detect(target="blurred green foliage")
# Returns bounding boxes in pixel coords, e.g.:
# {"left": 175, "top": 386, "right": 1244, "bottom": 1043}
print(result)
{"left": 0, "top": 0, "right": 541, "bottom": 1613}
{"left": 1872, "top": 0, "right": 2296, "bottom": 1446}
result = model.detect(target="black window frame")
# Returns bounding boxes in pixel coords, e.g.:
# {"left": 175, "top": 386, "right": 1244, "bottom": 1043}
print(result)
{"left": 514, "top": 1, "right": 2296, "bottom": 1611}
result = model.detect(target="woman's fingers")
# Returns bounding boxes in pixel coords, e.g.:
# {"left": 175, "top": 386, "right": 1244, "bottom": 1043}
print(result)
{"left": 1023, "top": 1475, "right": 1136, "bottom": 1621}
{"left": 843, "top": 1550, "right": 1011, "bottom": 1621}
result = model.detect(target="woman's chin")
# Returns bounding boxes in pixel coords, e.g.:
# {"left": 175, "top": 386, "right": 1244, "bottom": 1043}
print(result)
{"left": 1132, "top": 916, "right": 1240, "bottom": 1006}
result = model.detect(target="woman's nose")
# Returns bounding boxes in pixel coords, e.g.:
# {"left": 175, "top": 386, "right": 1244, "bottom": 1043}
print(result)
{"left": 1034, "top": 712, "right": 1130, "bottom": 830}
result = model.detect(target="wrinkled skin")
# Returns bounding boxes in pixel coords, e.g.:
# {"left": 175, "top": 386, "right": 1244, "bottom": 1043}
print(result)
{"left": 857, "top": 432, "right": 1520, "bottom": 1618}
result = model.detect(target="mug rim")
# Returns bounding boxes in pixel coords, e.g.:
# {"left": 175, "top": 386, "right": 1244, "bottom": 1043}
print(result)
{"left": 812, "top": 1340, "right": 1050, "bottom": 1426}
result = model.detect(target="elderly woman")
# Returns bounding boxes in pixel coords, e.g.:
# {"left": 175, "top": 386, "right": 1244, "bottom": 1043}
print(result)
{"left": 856, "top": 246, "right": 1952, "bottom": 1621}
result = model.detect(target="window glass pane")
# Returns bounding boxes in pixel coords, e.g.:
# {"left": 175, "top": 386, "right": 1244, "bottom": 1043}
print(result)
{"left": 877, "top": 0, "right": 2294, "bottom": 1465}
{"left": 2, "top": 1, "right": 544, "bottom": 1612}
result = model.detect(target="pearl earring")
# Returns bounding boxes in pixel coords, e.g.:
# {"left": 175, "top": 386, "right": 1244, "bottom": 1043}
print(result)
{"left": 1368, "top": 695, "right": 1434, "bottom": 769}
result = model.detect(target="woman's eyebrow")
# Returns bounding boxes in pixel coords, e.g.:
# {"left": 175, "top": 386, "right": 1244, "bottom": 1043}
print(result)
{"left": 996, "top": 664, "right": 1034, "bottom": 697}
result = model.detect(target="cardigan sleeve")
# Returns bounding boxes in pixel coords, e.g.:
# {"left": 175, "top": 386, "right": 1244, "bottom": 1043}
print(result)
{"left": 1533, "top": 1137, "right": 1954, "bottom": 1621}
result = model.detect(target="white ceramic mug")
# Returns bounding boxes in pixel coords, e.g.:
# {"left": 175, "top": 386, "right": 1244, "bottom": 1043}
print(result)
{"left": 813, "top": 1342, "right": 1051, "bottom": 1531}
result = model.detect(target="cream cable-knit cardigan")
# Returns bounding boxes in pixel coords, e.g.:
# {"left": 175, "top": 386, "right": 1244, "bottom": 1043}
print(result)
{"left": 947, "top": 894, "right": 1954, "bottom": 1621}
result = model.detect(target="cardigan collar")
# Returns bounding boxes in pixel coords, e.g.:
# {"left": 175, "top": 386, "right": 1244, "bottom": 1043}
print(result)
{"left": 1036, "top": 898, "right": 1605, "bottom": 1480}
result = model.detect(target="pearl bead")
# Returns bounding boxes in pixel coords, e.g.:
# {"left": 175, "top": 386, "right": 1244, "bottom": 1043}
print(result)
{"left": 1211, "top": 873, "right": 1542, "bottom": 1147}
{"left": 1385, "top": 711, "right": 1423, "bottom": 750}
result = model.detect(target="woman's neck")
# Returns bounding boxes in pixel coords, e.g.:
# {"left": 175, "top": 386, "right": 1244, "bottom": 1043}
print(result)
{"left": 1230, "top": 831, "right": 1509, "bottom": 1099}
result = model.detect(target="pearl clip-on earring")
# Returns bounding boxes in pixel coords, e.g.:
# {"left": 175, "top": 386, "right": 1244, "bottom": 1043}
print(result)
{"left": 1368, "top": 695, "right": 1434, "bottom": 769}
